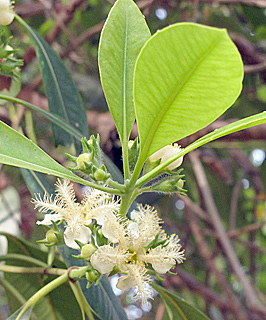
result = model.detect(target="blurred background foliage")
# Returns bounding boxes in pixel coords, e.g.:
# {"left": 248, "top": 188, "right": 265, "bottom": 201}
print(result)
{"left": 1, "top": 0, "right": 266, "bottom": 319}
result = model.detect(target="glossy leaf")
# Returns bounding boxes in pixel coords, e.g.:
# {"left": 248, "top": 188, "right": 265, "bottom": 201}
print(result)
{"left": 21, "top": 170, "right": 128, "bottom": 320}
{"left": 99, "top": 0, "right": 150, "bottom": 143}
{"left": 134, "top": 23, "right": 243, "bottom": 161}
{"left": 152, "top": 283, "right": 210, "bottom": 320}
{"left": 16, "top": 15, "right": 89, "bottom": 150}
{"left": 0, "top": 121, "right": 87, "bottom": 184}
{"left": 2, "top": 233, "right": 81, "bottom": 320}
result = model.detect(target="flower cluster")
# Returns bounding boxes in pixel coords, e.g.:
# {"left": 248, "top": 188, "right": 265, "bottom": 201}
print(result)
{"left": 33, "top": 180, "right": 119, "bottom": 249}
{"left": 33, "top": 180, "right": 185, "bottom": 304}
{"left": 90, "top": 204, "right": 185, "bottom": 303}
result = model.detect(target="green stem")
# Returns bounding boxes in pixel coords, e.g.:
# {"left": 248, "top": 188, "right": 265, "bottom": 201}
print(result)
{"left": 17, "top": 272, "right": 69, "bottom": 320}
{"left": 69, "top": 282, "right": 95, "bottom": 320}
{"left": 122, "top": 141, "right": 130, "bottom": 181}
{"left": 0, "top": 265, "right": 66, "bottom": 275}
{"left": 119, "top": 188, "right": 139, "bottom": 216}
{"left": 0, "top": 254, "right": 48, "bottom": 267}
{"left": 108, "top": 179, "right": 126, "bottom": 192}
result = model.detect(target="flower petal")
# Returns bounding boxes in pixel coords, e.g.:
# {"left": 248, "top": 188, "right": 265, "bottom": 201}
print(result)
{"left": 64, "top": 225, "right": 91, "bottom": 249}
{"left": 36, "top": 213, "right": 63, "bottom": 225}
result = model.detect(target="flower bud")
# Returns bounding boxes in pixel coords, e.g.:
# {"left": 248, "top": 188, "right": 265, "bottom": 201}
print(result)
{"left": 86, "top": 269, "right": 100, "bottom": 283}
{"left": 81, "top": 244, "right": 97, "bottom": 260}
{"left": 77, "top": 153, "right": 92, "bottom": 170}
{"left": 94, "top": 168, "right": 106, "bottom": 181}
{"left": 150, "top": 144, "right": 183, "bottom": 170}
{"left": 46, "top": 229, "right": 58, "bottom": 244}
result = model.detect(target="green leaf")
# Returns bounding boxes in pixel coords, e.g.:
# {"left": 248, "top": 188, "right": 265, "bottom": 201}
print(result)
{"left": 152, "top": 283, "right": 210, "bottom": 320}
{"left": 134, "top": 23, "right": 243, "bottom": 161}
{"left": 21, "top": 170, "right": 128, "bottom": 320}
{"left": 16, "top": 15, "right": 89, "bottom": 150}
{"left": 1, "top": 233, "right": 81, "bottom": 320}
{"left": 0, "top": 121, "right": 87, "bottom": 184}
{"left": 99, "top": 0, "right": 150, "bottom": 143}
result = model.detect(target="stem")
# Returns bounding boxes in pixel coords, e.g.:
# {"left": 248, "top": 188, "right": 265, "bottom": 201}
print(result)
{"left": 119, "top": 188, "right": 139, "bottom": 216}
{"left": 0, "top": 265, "right": 66, "bottom": 275}
{"left": 69, "top": 282, "right": 95, "bottom": 320}
{"left": 107, "top": 179, "right": 126, "bottom": 192}
{"left": 17, "top": 272, "right": 69, "bottom": 320}
{"left": 122, "top": 142, "right": 130, "bottom": 181}
{"left": 0, "top": 254, "right": 48, "bottom": 267}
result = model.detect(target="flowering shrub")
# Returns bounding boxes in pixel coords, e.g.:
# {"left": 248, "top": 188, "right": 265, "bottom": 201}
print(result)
{"left": 0, "top": 0, "right": 265, "bottom": 319}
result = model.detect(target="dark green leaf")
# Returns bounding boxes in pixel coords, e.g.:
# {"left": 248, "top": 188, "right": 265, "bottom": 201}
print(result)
{"left": 152, "top": 283, "right": 210, "bottom": 320}
{"left": 16, "top": 16, "right": 89, "bottom": 151}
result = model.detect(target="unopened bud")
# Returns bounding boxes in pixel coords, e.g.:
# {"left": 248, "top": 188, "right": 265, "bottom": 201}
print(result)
{"left": 86, "top": 269, "right": 100, "bottom": 283}
{"left": 77, "top": 153, "right": 92, "bottom": 170}
{"left": 46, "top": 229, "right": 58, "bottom": 244}
{"left": 150, "top": 144, "right": 183, "bottom": 170}
{"left": 81, "top": 244, "right": 97, "bottom": 260}
{"left": 94, "top": 168, "right": 106, "bottom": 181}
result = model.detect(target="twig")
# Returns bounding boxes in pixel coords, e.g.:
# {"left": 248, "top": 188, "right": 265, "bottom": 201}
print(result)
{"left": 229, "top": 176, "right": 244, "bottom": 230}
{"left": 190, "top": 150, "right": 266, "bottom": 314}
{"left": 185, "top": 206, "right": 248, "bottom": 319}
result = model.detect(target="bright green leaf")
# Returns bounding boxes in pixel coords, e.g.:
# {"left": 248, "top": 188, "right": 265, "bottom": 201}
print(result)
{"left": 16, "top": 15, "right": 89, "bottom": 151}
{"left": 134, "top": 23, "right": 243, "bottom": 161}
{"left": 99, "top": 0, "right": 150, "bottom": 143}
{"left": 0, "top": 121, "right": 86, "bottom": 184}
{"left": 152, "top": 283, "right": 210, "bottom": 320}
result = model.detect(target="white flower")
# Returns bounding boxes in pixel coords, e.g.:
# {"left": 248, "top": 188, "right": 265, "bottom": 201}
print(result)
{"left": 90, "top": 204, "right": 185, "bottom": 304}
{"left": 33, "top": 180, "right": 119, "bottom": 250}
{"left": 90, "top": 244, "right": 132, "bottom": 274}
{"left": 0, "top": 0, "right": 15, "bottom": 25}
{"left": 149, "top": 144, "right": 183, "bottom": 170}
{"left": 138, "top": 235, "right": 185, "bottom": 274}
{"left": 117, "top": 262, "right": 153, "bottom": 304}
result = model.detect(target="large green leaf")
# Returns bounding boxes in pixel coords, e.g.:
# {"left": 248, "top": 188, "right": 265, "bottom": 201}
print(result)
{"left": 152, "top": 283, "right": 210, "bottom": 320}
{"left": 0, "top": 121, "right": 87, "bottom": 184}
{"left": 99, "top": 0, "right": 150, "bottom": 143}
{"left": 21, "top": 170, "right": 128, "bottom": 320}
{"left": 134, "top": 23, "right": 243, "bottom": 161}
{"left": 1, "top": 233, "right": 81, "bottom": 320}
{"left": 16, "top": 15, "right": 89, "bottom": 150}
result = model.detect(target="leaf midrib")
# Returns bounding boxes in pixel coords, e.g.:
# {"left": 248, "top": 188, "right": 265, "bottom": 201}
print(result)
{"left": 122, "top": 1, "right": 129, "bottom": 142}
{"left": 140, "top": 34, "right": 223, "bottom": 159}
